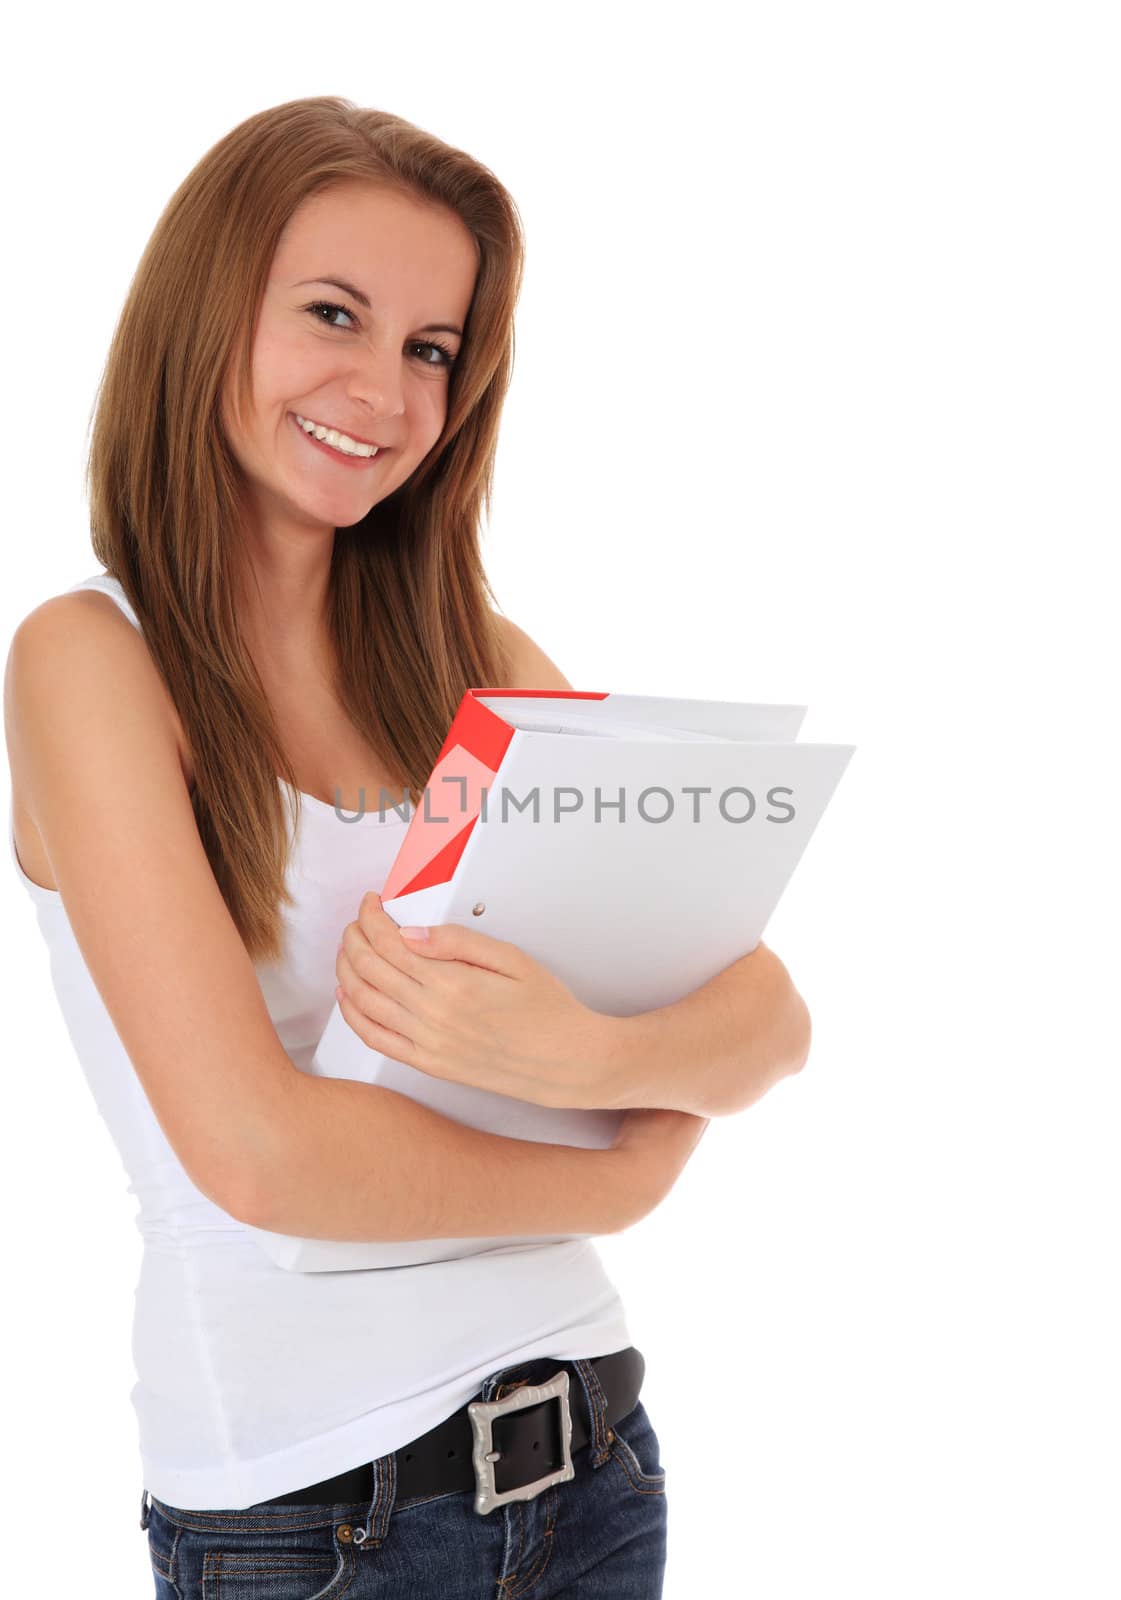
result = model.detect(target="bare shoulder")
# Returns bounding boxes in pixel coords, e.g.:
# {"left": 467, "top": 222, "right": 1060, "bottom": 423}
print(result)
{"left": 8, "top": 588, "right": 160, "bottom": 709}
{"left": 13, "top": 585, "right": 142, "bottom": 638}
{"left": 6, "top": 588, "right": 192, "bottom": 793}
{"left": 489, "top": 612, "right": 575, "bottom": 692}
{"left": 5, "top": 589, "right": 190, "bottom": 894}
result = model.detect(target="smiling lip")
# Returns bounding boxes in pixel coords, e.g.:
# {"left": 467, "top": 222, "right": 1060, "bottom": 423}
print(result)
{"left": 290, "top": 412, "right": 388, "bottom": 465}
{"left": 291, "top": 412, "right": 388, "bottom": 449}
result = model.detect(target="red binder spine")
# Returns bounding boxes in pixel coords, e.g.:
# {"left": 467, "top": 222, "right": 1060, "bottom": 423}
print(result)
{"left": 382, "top": 689, "right": 611, "bottom": 902}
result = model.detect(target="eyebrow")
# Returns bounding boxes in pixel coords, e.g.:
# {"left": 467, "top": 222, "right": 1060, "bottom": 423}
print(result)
{"left": 293, "top": 277, "right": 463, "bottom": 338}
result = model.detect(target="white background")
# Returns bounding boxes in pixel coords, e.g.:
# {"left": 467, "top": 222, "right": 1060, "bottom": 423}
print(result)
{"left": 1, "top": 3, "right": 1117, "bottom": 1594}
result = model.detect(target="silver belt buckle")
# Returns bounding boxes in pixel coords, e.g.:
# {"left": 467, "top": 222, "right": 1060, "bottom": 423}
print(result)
{"left": 467, "top": 1368, "right": 576, "bottom": 1515}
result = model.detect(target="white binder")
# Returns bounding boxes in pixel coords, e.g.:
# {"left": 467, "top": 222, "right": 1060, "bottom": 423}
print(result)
{"left": 246, "top": 689, "right": 855, "bottom": 1271}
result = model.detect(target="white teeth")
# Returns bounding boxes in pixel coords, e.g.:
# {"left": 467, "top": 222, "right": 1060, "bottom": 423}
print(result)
{"left": 294, "top": 414, "right": 379, "bottom": 458}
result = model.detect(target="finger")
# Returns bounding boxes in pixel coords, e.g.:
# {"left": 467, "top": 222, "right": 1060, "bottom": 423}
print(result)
{"left": 339, "top": 925, "right": 423, "bottom": 1000}
{"left": 336, "top": 947, "right": 424, "bottom": 1035}
{"left": 335, "top": 987, "right": 418, "bottom": 1066}
{"left": 356, "top": 890, "right": 411, "bottom": 934}
{"left": 353, "top": 893, "right": 438, "bottom": 976}
{"left": 347, "top": 902, "right": 428, "bottom": 981}
{"left": 389, "top": 917, "right": 529, "bottom": 977}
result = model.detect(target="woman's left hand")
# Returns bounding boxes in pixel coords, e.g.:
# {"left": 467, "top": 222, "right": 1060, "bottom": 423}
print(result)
{"left": 334, "top": 893, "right": 620, "bottom": 1110}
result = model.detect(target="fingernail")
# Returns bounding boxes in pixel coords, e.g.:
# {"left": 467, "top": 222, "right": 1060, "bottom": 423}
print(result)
{"left": 400, "top": 926, "right": 429, "bottom": 941}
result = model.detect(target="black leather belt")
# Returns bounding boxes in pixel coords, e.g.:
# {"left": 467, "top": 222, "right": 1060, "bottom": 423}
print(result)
{"left": 263, "top": 1346, "right": 645, "bottom": 1516}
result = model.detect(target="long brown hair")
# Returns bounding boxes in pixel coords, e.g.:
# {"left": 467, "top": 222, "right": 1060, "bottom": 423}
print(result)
{"left": 85, "top": 97, "right": 520, "bottom": 963}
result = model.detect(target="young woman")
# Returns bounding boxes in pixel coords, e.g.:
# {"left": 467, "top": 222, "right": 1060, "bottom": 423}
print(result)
{"left": 5, "top": 97, "right": 805, "bottom": 1597}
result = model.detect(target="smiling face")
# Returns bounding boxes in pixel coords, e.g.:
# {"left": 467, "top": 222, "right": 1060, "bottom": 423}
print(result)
{"left": 221, "top": 180, "right": 479, "bottom": 543}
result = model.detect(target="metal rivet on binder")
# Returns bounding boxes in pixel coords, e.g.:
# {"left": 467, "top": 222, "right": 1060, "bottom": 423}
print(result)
{"left": 472, "top": 902, "right": 486, "bottom": 916}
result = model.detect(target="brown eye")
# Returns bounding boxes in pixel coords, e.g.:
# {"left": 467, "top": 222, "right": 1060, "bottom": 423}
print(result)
{"left": 412, "top": 340, "right": 457, "bottom": 369}
{"left": 306, "top": 301, "right": 357, "bottom": 330}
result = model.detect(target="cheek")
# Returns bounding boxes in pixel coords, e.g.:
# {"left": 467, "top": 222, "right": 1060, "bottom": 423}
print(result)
{"left": 255, "top": 329, "right": 329, "bottom": 406}
{"left": 411, "top": 383, "right": 450, "bottom": 447}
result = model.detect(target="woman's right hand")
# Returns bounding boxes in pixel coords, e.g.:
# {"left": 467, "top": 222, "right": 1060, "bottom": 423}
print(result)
{"left": 610, "top": 1106, "right": 711, "bottom": 1229}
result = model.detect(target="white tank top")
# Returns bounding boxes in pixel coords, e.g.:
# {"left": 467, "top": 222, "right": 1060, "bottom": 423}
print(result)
{"left": 8, "top": 571, "right": 631, "bottom": 1511}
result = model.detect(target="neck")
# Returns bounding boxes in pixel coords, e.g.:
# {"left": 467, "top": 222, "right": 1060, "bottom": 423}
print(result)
{"left": 235, "top": 547, "right": 334, "bottom": 680}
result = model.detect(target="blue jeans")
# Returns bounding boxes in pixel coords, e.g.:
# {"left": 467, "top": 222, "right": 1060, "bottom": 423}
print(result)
{"left": 142, "top": 1356, "right": 668, "bottom": 1598}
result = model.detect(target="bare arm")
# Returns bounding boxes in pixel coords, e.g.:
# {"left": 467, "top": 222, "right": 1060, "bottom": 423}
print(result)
{"left": 599, "top": 941, "right": 812, "bottom": 1117}
{"left": 248, "top": 1075, "right": 639, "bottom": 1241}
{"left": 4, "top": 593, "right": 297, "bottom": 1219}
{"left": 5, "top": 594, "right": 638, "bottom": 1242}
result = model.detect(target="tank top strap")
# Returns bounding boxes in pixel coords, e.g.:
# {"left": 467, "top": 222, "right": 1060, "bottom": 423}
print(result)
{"left": 67, "top": 572, "right": 142, "bottom": 633}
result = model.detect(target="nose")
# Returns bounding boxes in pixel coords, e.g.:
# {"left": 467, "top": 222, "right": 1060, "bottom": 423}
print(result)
{"left": 345, "top": 342, "right": 407, "bottom": 425}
